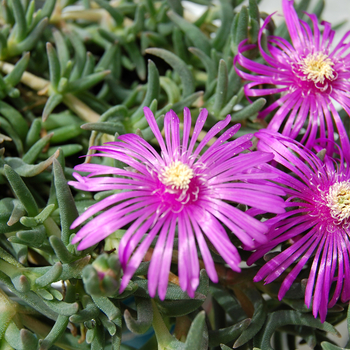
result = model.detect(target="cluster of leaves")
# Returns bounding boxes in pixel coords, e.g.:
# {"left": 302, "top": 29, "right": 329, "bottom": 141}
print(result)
{"left": 0, "top": 0, "right": 348, "bottom": 349}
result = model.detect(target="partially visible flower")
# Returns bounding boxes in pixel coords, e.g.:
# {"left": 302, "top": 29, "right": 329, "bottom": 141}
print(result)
{"left": 69, "top": 107, "right": 285, "bottom": 299}
{"left": 249, "top": 130, "right": 350, "bottom": 322}
{"left": 234, "top": 0, "right": 350, "bottom": 156}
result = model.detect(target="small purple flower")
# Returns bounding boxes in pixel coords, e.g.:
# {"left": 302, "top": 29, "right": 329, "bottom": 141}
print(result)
{"left": 69, "top": 107, "right": 285, "bottom": 299}
{"left": 249, "top": 130, "right": 350, "bottom": 322}
{"left": 234, "top": 0, "right": 350, "bottom": 156}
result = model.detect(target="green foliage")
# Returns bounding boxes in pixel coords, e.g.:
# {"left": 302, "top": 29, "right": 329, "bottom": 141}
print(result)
{"left": 0, "top": 0, "right": 347, "bottom": 349}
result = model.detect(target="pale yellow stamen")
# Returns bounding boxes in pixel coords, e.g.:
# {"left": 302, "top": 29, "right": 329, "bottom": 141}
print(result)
{"left": 326, "top": 181, "right": 350, "bottom": 223}
{"left": 160, "top": 161, "right": 194, "bottom": 190}
{"left": 299, "top": 52, "right": 335, "bottom": 84}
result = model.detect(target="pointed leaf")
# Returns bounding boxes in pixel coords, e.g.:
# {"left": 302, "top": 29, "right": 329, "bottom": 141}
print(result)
{"left": 92, "top": 295, "right": 122, "bottom": 321}
{"left": 53, "top": 159, "right": 79, "bottom": 245}
{"left": 43, "top": 299, "right": 79, "bottom": 316}
{"left": 81, "top": 121, "right": 126, "bottom": 135}
{"left": 65, "top": 70, "right": 110, "bottom": 94}
{"left": 166, "top": 0, "right": 183, "bottom": 16}
{"left": 49, "top": 236, "right": 77, "bottom": 264}
{"left": 124, "top": 297, "right": 153, "bottom": 334}
{"left": 4, "top": 52, "right": 30, "bottom": 88}
{"left": 209, "top": 319, "right": 251, "bottom": 347}
{"left": 35, "top": 262, "right": 63, "bottom": 287}
{"left": 189, "top": 47, "right": 216, "bottom": 87}
{"left": 172, "top": 92, "right": 203, "bottom": 113}
{"left": 25, "top": 118, "right": 41, "bottom": 149}
{"left": 255, "top": 311, "right": 339, "bottom": 350}
{"left": 184, "top": 311, "right": 207, "bottom": 350}
{"left": 234, "top": 286, "right": 267, "bottom": 348}
{"left": 321, "top": 342, "right": 347, "bottom": 350}
{"left": 145, "top": 48, "right": 194, "bottom": 98}
{"left": 124, "top": 40, "right": 146, "bottom": 81}
{"left": 168, "top": 10, "right": 211, "bottom": 55}
{"left": 231, "top": 98, "right": 266, "bottom": 122}
{"left": 94, "top": 0, "right": 123, "bottom": 26}
{"left": 39, "top": 315, "right": 69, "bottom": 350}
{"left": 130, "top": 59, "right": 160, "bottom": 124}
{"left": 212, "top": 0, "right": 234, "bottom": 51}
{"left": 47, "top": 43, "right": 61, "bottom": 90}
{"left": 11, "top": 18, "right": 48, "bottom": 56}
{"left": 11, "top": 0, "right": 27, "bottom": 42}
{"left": 0, "top": 116, "right": 23, "bottom": 154}
{"left": 42, "top": 93, "right": 63, "bottom": 121}
{"left": 4, "top": 165, "right": 38, "bottom": 216}
{"left": 213, "top": 59, "right": 228, "bottom": 112}
{"left": 22, "top": 132, "right": 54, "bottom": 164}
{"left": 232, "top": 7, "right": 248, "bottom": 55}
{"left": 5, "top": 150, "right": 59, "bottom": 177}
{"left": 53, "top": 29, "right": 70, "bottom": 71}
{"left": 50, "top": 125, "right": 82, "bottom": 144}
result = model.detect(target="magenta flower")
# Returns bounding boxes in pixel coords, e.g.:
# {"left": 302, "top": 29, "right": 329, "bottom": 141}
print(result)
{"left": 248, "top": 130, "right": 350, "bottom": 322}
{"left": 234, "top": 0, "right": 350, "bottom": 156}
{"left": 69, "top": 107, "right": 285, "bottom": 299}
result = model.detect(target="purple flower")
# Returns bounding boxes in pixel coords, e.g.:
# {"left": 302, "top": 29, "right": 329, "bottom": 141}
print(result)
{"left": 248, "top": 130, "right": 350, "bottom": 322}
{"left": 234, "top": 0, "right": 350, "bottom": 156}
{"left": 69, "top": 107, "right": 285, "bottom": 299}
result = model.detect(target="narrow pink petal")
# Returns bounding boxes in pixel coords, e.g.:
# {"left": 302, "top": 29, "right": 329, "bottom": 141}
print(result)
{"left": 177, "top": 213, "right": 189, "bottom": 292}
{"left": 143, "top": 107, "right": 169, "bottom": 161}
{"left": 147, "top": 217, "right": 172, "bottom": 298}
{"left": 187, "top": 109, "right": 208, "bottom": 155}
{"left": 158, "top": 218, "right": 176, "bottom": 300}
{"left": 184, "top": 210, "right": 200, "bottom": 297}
{"left": 120, "top": 217, "right": 165, "bottom": 293}
{"left": 305, "top": 235, "right": 327, "bottom": 308}
{"left": 70, "top": 191, "right": 151, "bottom": 230}
{"left": 278, "top": 233, "right": 321, "bottom": 300}
{"left": 190, "top": 115, "right": 231, "bottom": 164}
{"left": 181, "top": 107, "right": 192, "bottom": 159}
{"left": 190, "top": 211, "right": 218, "bottom": 283}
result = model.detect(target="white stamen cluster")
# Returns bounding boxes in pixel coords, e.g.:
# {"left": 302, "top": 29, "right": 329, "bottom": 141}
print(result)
{"left": 299, "top": 52, "right": 335, "bottom": 84}
{"left": 160, "top": 160, "right": 194, "bottom": 190}
{"left": 326, "top": 181, "right": 350, "bottom": 223}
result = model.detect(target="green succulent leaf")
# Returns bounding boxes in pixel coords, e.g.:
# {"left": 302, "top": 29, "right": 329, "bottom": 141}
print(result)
{"left": 209, "top": 318, "right": 251, "bottom": 347}
{"left": 47, "top": 42, "right": 61, "bottom": 90}
{"left": 3, "top": 51, "right": 30, "bottom": 90}
{"left": 321, "top": 342, "right": 350, "bottom": 350}
{"left": 4, "top": 165, "right": 38, "bottom": 216}
{"left": 42, "top": 93, "right": 63, "bottom": 122}
{"left": 130, "top": 59, "right": 160, "bottom": 126}
{"left": 254, "top": 311, "right": 339, "bottom": 350}
{"left": 94, "top": 0, "right": 124, "bottom": 26}
{"left": 22, "top": 132, "right": 53, "bottom": 164}
{"left": 9, "top": 18, "right": 48, "bottom": 57}
{"left": 184, "top": 311, "right": 208, "bottom": 350}
{"left": 53, "top": 159, "right": 79, "bottom": 245}
{"left": 39, "top": 315, "right": 69, "bottom": 350}
{"left": 146, "top": 48, "right": 195, "bottom": 98}
{"left": 5, "top": 151, "right": 59, "bottom": 177}
{"left": 124, "top": 297, "right": 153, "bottom": 334}
{"left": 35, "top": 262, "right": 63, "bottom": 288}
{"left": 233, "top": 285, "right": 267, "bottom": 348}
{"left": 212, "top": 0, "right": 234, "bottom": 51}
{"left": 167, "top": 10, "right": 212, "bottom": 55}
{"left": 231, "top": 98, "right": 266, "bottom": 122}
{"left": 232, "top": 6, "right": 248, "bottom": 55}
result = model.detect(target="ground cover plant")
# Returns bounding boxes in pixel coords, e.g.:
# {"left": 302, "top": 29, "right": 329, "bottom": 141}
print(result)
{"left": 1, "top": 0, "right": 350, "bottom": 349}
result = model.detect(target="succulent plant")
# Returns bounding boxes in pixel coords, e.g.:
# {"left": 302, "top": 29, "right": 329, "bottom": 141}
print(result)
{"left": 0, "top": 0, "right": 349, "bottom": 349}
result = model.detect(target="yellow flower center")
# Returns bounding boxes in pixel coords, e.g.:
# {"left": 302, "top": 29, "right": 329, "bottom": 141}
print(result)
{"left": 300, "top": 52, "right": 335, "bottom": 84}
{"left": 160, "top": 161, "right": 194, "bottom": 190}
{"left": 326, "top": 181, "right": 350, "bottom": 223}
